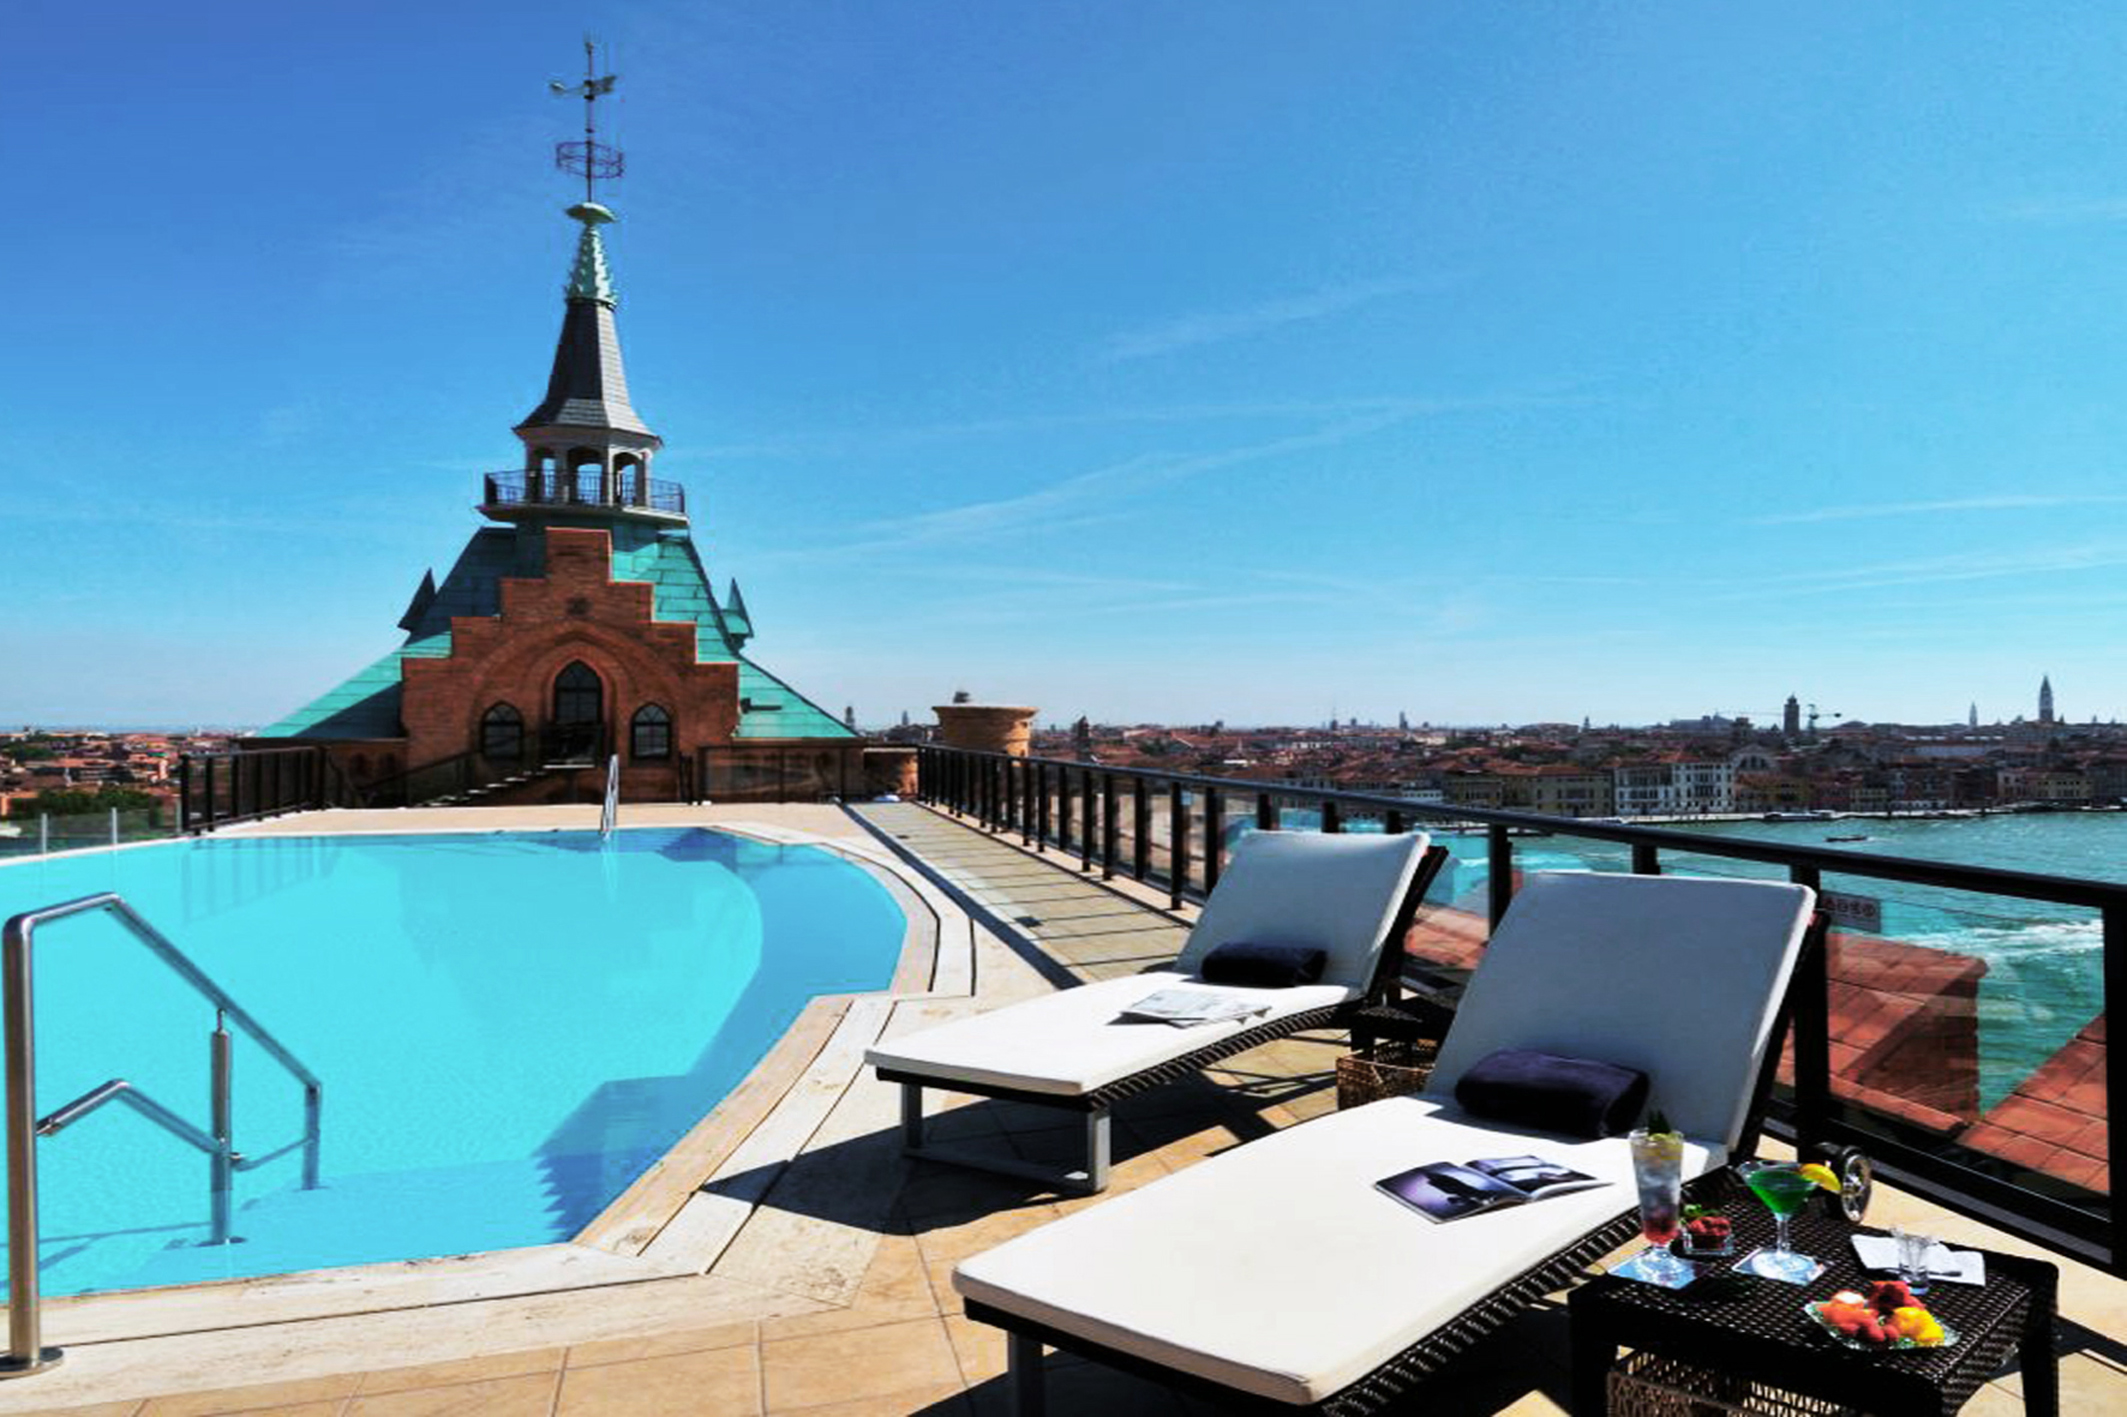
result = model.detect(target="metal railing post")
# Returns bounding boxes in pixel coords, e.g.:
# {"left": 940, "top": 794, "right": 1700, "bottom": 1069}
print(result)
{"left": 2106, "top": 904, "right": 2125, "bottom": 1276}
{"left": 36, "top": 817, "right": 46, "bottom": 857}
{"left": 203, "top": 756, "right": 216, "bottom": 833}
{"left": 1080, "top": 770, "right": 1095, "bottom": 873}
{"left": 178, "top": 756, "right": 192, "bottom": 833}
{"left": 1057, "top": 768, "right": 1073, "bottom": 854}
{"left": 1204, "top": 788, "right": 1224, "bottom": 892}
{"left": 1168, "top": 781, "right": 1188, "bottom": 909}
{"left": 209, "top": 1013, "right": 233, "bottom": 1246}
{"left": 1132, "top": 779, "right": 1150, "bottom": 880}
{"left": 1322, "top": 798, "right": 1342, "bottom": 834}
{"left": 1035, "top": 761, "right": 1049, "bottom": 851}
{"left": 1487, "top": 824, "right": 1514, "bottom": 929}
{"left": 1257, "top": 793, "right": 1278, "bottom": 831}
{"left": 1632, "top": 842, "right": 1661, "bottom": 876}
{"left": 1, "top": 916, "right": 58, "bottom": 1376}
{"left": 1101, "top": 774, "right": 1119, "bottom": 880}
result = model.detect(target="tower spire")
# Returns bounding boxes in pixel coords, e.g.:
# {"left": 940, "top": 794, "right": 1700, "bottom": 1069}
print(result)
{"left": 491, "top": 41, "right": 671, "bottom": 523}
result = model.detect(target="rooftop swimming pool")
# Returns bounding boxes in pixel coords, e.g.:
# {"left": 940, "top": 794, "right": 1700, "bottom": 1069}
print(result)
{"left": 0, "top": 827, "right": 906, "bottom": 1297}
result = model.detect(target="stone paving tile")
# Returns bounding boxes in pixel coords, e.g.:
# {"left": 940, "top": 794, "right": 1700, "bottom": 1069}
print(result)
{"left": 563, "top": 1320, "right": 759, "bottom": 1369}
{"left": 354, "top": 1350, "right": 563, "bottom": 1396}
{"left": 343, "top": 1372, "right": 559, "bottom": 1417}
{"left": 139, "top": 1377, "right": 362, "bottom": 1417}
{"left": 554, "top": 1347, "right": 758, "bottom": 1416}
{"left": 761, "top": 1316, "right": 961, "bottom": 1411}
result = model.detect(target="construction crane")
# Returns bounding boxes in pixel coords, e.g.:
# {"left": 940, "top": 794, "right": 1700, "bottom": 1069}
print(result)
{"left": 1807, "top": 703, "right": 1843, "bottom": 735}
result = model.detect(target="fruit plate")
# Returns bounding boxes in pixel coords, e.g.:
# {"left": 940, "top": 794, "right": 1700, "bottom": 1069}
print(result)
{"left": 1804, "top": 1301, "right": 1959, "bottom": 1352}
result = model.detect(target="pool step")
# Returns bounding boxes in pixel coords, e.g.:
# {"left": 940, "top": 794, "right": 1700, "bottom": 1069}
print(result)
{"left": 110, "top": 1148, "right": 658, "bottom": 1292}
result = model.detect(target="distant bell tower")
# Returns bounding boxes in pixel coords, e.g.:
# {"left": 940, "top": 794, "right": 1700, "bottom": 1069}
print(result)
{"left": 2039, "top": 675, "right": 2056, "bottom": 725}
{"left": 1968, "top": 702, "right": 1979, "bottom": 729}
{"left": 1782, "top": 695, "right": 1801, "bottom": 737}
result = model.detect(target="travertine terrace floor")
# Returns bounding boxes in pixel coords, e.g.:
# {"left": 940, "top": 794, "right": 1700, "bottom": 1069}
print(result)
{"left": 9, "top": 802, "right": 2125, "bottom": 1415}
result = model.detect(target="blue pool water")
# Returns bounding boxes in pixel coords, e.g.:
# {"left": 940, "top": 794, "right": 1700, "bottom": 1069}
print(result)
{"left": 0, "top": 827, "right": 905, "bottom": 1296}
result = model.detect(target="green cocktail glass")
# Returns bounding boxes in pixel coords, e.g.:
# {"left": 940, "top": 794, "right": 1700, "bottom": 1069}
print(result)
{"left": 1738, "top": 1161, "right": 1820, "bottom": 1281}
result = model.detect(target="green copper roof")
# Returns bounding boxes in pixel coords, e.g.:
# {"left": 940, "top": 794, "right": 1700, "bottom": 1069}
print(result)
{"left": 565, "top": 217, "right": 615, "bottom": 306}
{"left": 256, "top": 519, "right": 855, "bottom": 744}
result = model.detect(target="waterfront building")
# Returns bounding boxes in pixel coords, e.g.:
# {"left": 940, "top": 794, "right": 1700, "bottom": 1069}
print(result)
{"left": 253, "top": 163, "right": 858, "bottom": 801}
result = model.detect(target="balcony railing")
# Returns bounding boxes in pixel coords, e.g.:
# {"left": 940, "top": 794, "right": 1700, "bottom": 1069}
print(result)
{"left": 482, "top": 469, "right": 687, "bottom": 517}
{"left": 915, "top": 743, "right": 2127, "bottom": 1279}
{"left": 177, "top": 746, "right": 347, "bottom": 834}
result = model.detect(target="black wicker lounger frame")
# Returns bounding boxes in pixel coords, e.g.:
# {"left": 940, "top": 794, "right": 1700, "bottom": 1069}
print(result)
{"left": 969, "top": 910, "right": 1831, "bottom": 1415}
{"left": 877, "top": 844, "right": 1451, "bottom": 1194}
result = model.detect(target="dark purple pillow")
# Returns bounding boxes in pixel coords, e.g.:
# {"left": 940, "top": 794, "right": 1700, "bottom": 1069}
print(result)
{"left": 1453, "top": 1048, "right": 1650, "bottom": 1139}
{"left": 1198, "top": 941, "right": 1327, "bottom": 989}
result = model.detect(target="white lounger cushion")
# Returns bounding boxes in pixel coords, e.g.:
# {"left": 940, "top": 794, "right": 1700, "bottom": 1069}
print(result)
{"left": 1427, "top": 872, "right": 1814, "bottom": 1149}
{"left": 867, "top": 971, "right": 1355, "bottom": 1097}
{"left": 1174, "top": 830, "right": 1432, "bottom": 990}
{"left": 955, "top": 1094, "right": 1725, "bottom": 1405}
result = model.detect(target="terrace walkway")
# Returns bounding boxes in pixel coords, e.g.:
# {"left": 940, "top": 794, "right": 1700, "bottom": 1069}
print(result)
{"left": 11, "top": 802, "right": 2127, "bottom": 1416}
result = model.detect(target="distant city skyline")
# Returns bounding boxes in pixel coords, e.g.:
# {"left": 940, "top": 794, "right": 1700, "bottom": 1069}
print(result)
{"left": 14, "top": 4, "right": 2127, "bottom": 726}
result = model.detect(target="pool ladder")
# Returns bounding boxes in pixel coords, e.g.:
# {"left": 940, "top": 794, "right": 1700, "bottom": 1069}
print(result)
{"left": 0, "top": 893, "right": 325, "bottom": 1379}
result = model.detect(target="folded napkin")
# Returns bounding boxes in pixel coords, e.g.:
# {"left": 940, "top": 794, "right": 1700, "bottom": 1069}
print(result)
{"left": 1453, "top": 1048, "right": 1649, "bottom": 1139}
{"left": 1197, "top": 940, "right": 1327, "bottom": 989}
{"left": 1850, "top": 1234, "right": 1987, "bottom": 1286}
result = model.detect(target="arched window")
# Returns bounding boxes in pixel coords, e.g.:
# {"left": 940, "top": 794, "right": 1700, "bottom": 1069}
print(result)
{"left": 481, "top": 703, "right": 523, "bottom": 762}
{"left": 631, "top": 703, "right": 672, "bottom": 760}
{"left": 553, "top": 662, "right": 602, "bottom": 726}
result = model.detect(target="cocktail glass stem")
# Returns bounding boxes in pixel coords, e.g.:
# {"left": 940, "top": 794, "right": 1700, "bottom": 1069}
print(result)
{"left": 1774, "top": 1212, "right": 1793, "bottom": 1260}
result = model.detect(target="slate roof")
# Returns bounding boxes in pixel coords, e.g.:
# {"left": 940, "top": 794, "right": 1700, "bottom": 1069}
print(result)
{"left": 255, "top": 518, "right": 855, "bottom": 744}
{"left": 516, "top": 296, "right": 655, "bottom": 438}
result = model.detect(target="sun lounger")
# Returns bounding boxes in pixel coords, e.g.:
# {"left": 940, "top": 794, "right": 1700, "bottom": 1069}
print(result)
{"left": 952, "top": 870, "right": 1824, "bottom": 1414}
{"left": 867, "top": 830, "right": 1449, "bottom": 1192}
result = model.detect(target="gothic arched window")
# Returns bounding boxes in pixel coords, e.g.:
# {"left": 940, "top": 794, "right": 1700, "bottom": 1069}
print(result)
{"left": 631, "top": 703, "right": 672, "bottom": 761}
{"left": 481, "top": 703, "right": 523, "bottom": 762}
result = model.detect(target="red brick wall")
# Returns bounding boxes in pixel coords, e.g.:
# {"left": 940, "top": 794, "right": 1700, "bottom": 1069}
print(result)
{"left": 401, "top": 526, "right": 739, "bottom": 780}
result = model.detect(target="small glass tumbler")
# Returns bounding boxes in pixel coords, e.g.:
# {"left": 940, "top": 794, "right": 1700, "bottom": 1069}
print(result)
{"left": 1892, "top": 1225, "right": 1936, "bottom": 1296}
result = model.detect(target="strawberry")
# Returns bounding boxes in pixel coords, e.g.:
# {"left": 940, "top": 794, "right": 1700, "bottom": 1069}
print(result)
{"left": 1867, "top": 1279, "right": 1917, "bottom": 1313}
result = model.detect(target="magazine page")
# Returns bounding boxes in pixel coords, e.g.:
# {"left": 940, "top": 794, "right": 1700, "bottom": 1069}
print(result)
{"left": 1374, "top": 1162, "right": 1530, "bottom": 1222}
{"left": 1117, "top": 988, "right": 1268, "bottom": 1028}
{"left": 1467, "top": 1155, "right": 1607, "bottom": 1200}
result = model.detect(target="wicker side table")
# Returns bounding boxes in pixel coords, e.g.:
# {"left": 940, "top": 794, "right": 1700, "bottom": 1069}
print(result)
{"left": 1569, "top": 1202, "right": 2058, "bottom": 1417}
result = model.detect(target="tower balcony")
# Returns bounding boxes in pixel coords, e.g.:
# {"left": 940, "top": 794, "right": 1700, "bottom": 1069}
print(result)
{"left": 481, "top": 469, "right": 687, "bottom": 524}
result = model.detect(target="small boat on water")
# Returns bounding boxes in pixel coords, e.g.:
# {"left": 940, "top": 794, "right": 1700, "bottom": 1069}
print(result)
{"left": 1825, "top": 833, "right": 1871, "bottom": 843}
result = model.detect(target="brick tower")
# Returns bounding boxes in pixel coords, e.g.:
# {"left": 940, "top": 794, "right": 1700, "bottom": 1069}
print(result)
{"left": 253, "top": 79, "right": 858, "bottom": 804}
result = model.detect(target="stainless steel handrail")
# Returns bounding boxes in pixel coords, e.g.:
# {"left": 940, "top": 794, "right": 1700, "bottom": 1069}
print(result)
{"left": 1, "top": 893, "right": 326, "bottom": 1378}
{"left": 600, "top": 753, "right": 620, "bottom": 836}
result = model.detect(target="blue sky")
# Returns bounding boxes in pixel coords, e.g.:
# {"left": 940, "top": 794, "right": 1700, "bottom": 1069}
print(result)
{"left": 12, "top": 2, "right": 2127, "bottom": 729}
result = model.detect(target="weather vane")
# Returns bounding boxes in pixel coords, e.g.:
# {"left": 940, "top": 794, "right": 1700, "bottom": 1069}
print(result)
{"left": 550, "top": 38, "right": 623, "bottom": 206}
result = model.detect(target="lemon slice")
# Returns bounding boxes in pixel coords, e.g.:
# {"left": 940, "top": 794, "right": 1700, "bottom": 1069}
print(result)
{"left": 1796, "top": 1162, "right": 1841, "bottom": 1191}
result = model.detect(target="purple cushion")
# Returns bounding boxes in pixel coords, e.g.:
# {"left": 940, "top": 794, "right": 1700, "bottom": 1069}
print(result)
{"left": 1453, "top": 1048, "right": 1650, "bottom": 1139}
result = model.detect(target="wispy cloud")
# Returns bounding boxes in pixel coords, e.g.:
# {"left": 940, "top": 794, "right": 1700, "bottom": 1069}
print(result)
{"left": 685, "top": 395, "right": 1466, "bottom": 462}
{"left": 1750, "top": 494, "right": 2127, "bottom": 526}
{"left": 1715, "top": 542, "right": 2127, "bottom": 598}
{"left": 1099, "top": 278, "right": 1433, "bottom": 363}
{"left": 1993, "top": 196, "right": 2127, "bottom": 225}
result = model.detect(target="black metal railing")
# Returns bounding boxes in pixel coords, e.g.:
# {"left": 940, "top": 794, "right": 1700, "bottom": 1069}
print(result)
{"left": 482, "top": 469, "right": 686, "bottom": 516}
{"left": 915, "top": 743, "right": 2127, "bottom": 1278}
{"left": 177, "top": 746, "right": 342, "bottom": 834}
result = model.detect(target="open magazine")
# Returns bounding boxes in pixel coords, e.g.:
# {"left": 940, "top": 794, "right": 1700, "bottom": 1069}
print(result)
{"left": 1117, "top": 988, "right": 1272, "bottom": 1028}
{"left": 1375, "top": 1154, "right": 1608, "bottom": 1223}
